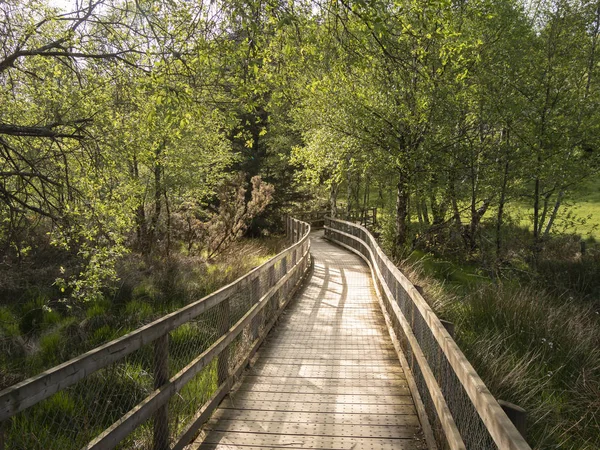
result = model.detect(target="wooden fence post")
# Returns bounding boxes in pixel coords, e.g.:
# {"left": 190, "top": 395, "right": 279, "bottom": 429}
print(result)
{"left": 153, "top": 335, "right": 169, "bottom": 450}
{"left": 0, "top": 420, "right": 6, "bottom": 450}
{"left": 251, "top": 277, "right": 261, "bottom": 341}
{"left": 498, "top": 400, "right": 527, "bottom": 439}
{"left": 217, "top": 299, "right": 231, "bottom": 385}
{"left": 440, "top": 320, "right": 455, "bottom": 338}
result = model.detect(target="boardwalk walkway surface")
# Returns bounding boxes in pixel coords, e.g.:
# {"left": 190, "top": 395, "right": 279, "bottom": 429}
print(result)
{"left": 192, "top": 231, "right": 427, "bottom": 450}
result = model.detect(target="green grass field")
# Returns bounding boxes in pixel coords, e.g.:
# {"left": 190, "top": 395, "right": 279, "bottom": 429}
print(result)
{"left": 509, "top": 176, "right": 600, "bottom": 239}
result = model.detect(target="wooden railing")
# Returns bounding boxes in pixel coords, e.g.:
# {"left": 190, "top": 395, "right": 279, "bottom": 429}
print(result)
{"left": 0, "top": 218, "right": 311, "bottom": 450}
{"left": 325, "top": 217, "right": 530, "bottom": 450}
{"left": 293, "top": 207, "right": 377, "bottom": 230}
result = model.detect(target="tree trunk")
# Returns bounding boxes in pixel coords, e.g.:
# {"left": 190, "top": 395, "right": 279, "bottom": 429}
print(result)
{"left": 538, "top": 191, "right": 552, "bottom": 236}
{"left": 416, "top": 199, "right": 424, "bottom": 226}
{"left": 148, "top": 142, "right": 164, "bottom": 252}
{"left": 543, "top": 191, "right": 564, "bottom": 237}
{"left": 346, "top": 164, "right": 352, "bottom": 216}
{"left": 533, "top": 175, "right": 541, "bottom": 264}
{"left": 395, "top": 169, "right": 409, "bottom": 251}
{"left": 329, "top": 182, "right": 338, "bottom": 217}
{"left": 421, "top": 199, "right": 430, "bottom": 225}
{"left": 430, "top": 194, "right": 443, "bottom": 225}
{"left": 467, "top": 199, "right": 490, "bottom": 251}
{"left": 132, "top": 154, "right": 147, "bottom": 250}
{"left": 164, "top": 191, "right": 171, "bottom": 257}
{"left": 496, "top": 158, "right": 510, "bottom": 260}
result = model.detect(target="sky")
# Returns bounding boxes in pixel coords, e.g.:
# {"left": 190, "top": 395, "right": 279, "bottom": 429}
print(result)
{"left": 47, "top": 0, "right": 78, "bottom": 12}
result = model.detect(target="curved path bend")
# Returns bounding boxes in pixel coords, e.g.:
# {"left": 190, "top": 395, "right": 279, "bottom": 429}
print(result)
{"left": 192, "top": 231, "right": 427, "bottom": 450}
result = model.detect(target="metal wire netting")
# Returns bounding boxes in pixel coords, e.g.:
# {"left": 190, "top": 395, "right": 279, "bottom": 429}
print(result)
{"left": 325, "top": 219, "right": 498, "bottom": 450}
{"left": 6, "top": 342, "right": 155, "bottom": 449}
{"left": 1, "top": 218, "right": 311, "bottom": 450}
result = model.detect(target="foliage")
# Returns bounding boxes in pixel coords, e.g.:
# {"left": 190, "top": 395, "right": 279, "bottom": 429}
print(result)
{"left": 172, "top": 174, "right": 274, "bottom": 259}
{"left": 2, "top": 1, "right": 600, "bottom": 448}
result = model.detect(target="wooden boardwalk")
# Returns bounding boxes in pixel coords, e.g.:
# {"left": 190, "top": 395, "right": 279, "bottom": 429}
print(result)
{"left": 192, "top": 231, "right": 427, "bottom": 450}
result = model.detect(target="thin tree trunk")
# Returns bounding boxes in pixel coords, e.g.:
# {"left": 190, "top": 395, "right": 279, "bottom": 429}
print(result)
{"left": 543, "top": 191, "right": 564, "bottom": 237}
{"left": 362, "top": 175, "right": 369, "bottom": 224}
{"left": 533, "top": 175, "right": 540, "bottom": 262}
{"left": 496, "top": 158, "right": 510, "bottom": 260}
{"left": 329, "top": 182, "right": 338, "bottom": 217}
{"left": 422, "top": 199, "right": 430, "bottom": 225}
{"left": 164, "top": 190, "right": 171, "bottom": 257}
{"left": 395, "top": 169, "right": 409, "bottom": 251}
{"left": 148, "top": 142, "right": 165, "bottom": 251}
{"left": 538, "top": 191, "right": 552, "bottom": 237}
{"left": 132, "top": 154, "right": 147, "bottom": 249}
{"left": 346, "top": 163, "right": 352, "bottom": 216}
{"left": 416, "top": 198, "right": 424, "bottom": 226}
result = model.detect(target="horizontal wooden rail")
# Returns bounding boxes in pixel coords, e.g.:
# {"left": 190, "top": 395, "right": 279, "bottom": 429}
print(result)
{"left": 0, "top": 217, "right": 311, "bottom": 450}
{"left": 324, "top": 217, "right": 530, "bottom": 450}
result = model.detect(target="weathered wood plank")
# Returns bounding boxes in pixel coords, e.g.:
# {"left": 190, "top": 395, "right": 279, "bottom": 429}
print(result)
{"left": 238, "top": 375, "right": 407, "bottom": 388}
{"left": 195, "top": 431, "right": 422, "bottom": 450}
{"left": 227, "top": 391, "right": 414, "bottom": 405}
{"left": 209, "top": 409, "right": 420, "bottom": 426}
{"left": 204, "top": 419, "right": 421, "bottom": 439}
{"left": 233, "top": 382, "right": 410, "bottom": 395}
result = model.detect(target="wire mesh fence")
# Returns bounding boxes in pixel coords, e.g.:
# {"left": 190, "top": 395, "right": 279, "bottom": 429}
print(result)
{"left": 0, "top": 218, "right": 311, "bottom": 450}
{"left": 324, "top": 217, "right": 530, "bottom": 450}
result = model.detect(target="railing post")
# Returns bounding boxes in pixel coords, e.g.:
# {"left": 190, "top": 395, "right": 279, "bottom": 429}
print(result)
{"left": 499, "top": 400, "right": 527, "bottom": 439}
{"left": 294, "top": 220, "right": 298, "bottom": 243}
{"left": 251, "top": 277, "right": 261, "bottom": 341}
{"left": 0, "top": 420, "right": 6, "bottom": 450}
{"left": 153, "top": 334, "right": 169, "bottom": 450}
{"left": 217, "top": 299, "right": 231, "bottom": 385}
{"left": 440, "top": 319, "right": 455, "bottom": 338}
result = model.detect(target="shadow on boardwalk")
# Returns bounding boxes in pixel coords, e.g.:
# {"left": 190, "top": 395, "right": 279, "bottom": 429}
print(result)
{"left": 191, "top": 231, "right": 427, "bottom": 450}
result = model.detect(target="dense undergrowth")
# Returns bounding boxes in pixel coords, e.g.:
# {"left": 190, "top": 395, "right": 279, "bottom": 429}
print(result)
{"left": 0, "top": 236, "right": 285, "bottom": 390}
{"left": 389, "top": 223, "right": 600, "bottom": 450}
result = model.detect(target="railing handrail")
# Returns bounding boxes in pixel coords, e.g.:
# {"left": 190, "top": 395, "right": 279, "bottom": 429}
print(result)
{"left": 325, "top": 217, "right": 530, "bottom": 450}
{"left": 0, "top": 218, "right": 311, "bottom": 449}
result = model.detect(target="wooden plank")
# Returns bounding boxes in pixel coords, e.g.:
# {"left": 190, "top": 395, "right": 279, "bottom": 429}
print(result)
{"left": 250, "top": 357, "right": 400, "bottom": 365}
{"left": 239, "top": 375, "right": 406, "bottom": 388}
{"left": 264, "top": 341, "right": 395, "bottom": 349}
{"left": 258, "top": 349, "right": 399, "bottom": 359}
{"left": 233, "top": 382, "right": 411, "bottom": 395}
{"left": 227, "top": 391, "right": 414, "bottom": 406}
{"left": 209, "top": 409, "right": 420, "bottom": 426}
{"left": 219, "top": 398, "right": 416, "bottom": 415}
{"left": 253, "top": 360, "right": 403, "bottom": 369}
{"left": 204, "top": 419, "right": 421, "bottom": 439}
{"left": 195, "top": 431, "right": 421, "bottom": 450}
{"left": 249, "top": 365, "right": 404, "bottom": 380}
